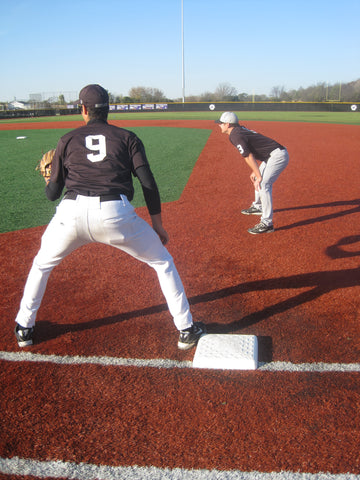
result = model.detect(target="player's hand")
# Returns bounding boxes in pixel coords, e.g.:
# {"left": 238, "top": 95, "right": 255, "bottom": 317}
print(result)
{"left": 151, "top": 213, "right": 169, "bottom": 245}
{"left": 154, "top": 226, "right": 169, "bottom": 245}
{"left": 253, "top": 178, "right": 261, "bottom": 192}
{"left": 250, "top": 173, "right": 261, "bottom": 192}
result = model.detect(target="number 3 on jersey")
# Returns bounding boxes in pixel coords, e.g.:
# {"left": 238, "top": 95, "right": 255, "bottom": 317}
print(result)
{"left": 85, "top": 134, "right": 106, "bottom": 162}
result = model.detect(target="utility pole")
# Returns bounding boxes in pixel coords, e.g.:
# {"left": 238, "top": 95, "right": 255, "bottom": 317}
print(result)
{"left": 181, "top": 0, "right": 185, "bottom": 103}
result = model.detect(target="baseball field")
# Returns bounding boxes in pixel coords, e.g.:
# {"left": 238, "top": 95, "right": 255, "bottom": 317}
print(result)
{"left": 1, "top": 111, "right": 360, "bottom": 479}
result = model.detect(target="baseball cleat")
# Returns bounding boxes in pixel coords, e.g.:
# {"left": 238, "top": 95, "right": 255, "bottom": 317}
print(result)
{"left": 15, "top": 323, "right": 34, "bottom": 347}
{"left": 241, "top": 206, "right": 262, "bottom": 215}
{"left": 178, "top": 322, "right": 207, "bottom": 350}
{"left": 248, "top": 222, "right": 274, "bottom": 234}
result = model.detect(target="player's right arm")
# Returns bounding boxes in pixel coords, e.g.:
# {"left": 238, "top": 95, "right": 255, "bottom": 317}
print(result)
{"left": 135, "top": 164, "right": 169, "bottom": 245}
{"left": 45, "top": 147, "right": 65, "bottom": 201}
{"left": 243, "top": 153, "right": 262, "bottom": 191}
{"left": 129, "top": 134, "right": 169, "bottom": 244}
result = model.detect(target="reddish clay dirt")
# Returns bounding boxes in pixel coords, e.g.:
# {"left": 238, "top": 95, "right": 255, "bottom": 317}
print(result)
{"left": 0, "top": 119, "right": 360, "bottom": 475}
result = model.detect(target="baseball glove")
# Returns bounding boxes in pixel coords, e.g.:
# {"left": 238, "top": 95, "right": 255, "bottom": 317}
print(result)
{"left": 36, "top": 149, "right": 55, "bottom": 183}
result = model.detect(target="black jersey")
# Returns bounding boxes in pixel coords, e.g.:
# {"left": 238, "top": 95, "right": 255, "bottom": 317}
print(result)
{"left": 229, "top": 125, "right": 284, "bottom": 162}
{"left": 49, "top": 119, "right": 150, "bottom": 200}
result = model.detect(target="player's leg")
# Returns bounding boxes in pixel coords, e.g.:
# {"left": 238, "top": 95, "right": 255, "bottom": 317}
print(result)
{"left": 15, "top": 200, "right": 88, "bottom": 332}
{"left": 95, "top": 197, "right": 194, "bottom": 332}
{"left": 253, "top": 161, "right": 266, "bottom": 210}
{"left": 241, "top": 162, "right": 264, "bottom": 215}
{"left": 259, "top": 148, "right": 289, "bottom": 226}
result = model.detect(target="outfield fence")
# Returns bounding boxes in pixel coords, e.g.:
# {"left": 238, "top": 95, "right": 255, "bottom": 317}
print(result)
{"left": 0, "top": 101, "right": 358, "bottom": 120}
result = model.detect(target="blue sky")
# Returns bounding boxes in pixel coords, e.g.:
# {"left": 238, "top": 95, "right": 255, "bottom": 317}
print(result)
{"left": 1, "top": 0, "right": 359, "bottom": 102}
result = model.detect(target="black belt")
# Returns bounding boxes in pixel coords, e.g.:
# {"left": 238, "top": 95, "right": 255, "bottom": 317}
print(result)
{"left": 64, "top": 192, "right": 123, "bottom": 202}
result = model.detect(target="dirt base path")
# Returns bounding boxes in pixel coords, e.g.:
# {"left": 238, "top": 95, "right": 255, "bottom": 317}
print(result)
{"left": 1, "top": 120, "right": 360, "bottom": 475}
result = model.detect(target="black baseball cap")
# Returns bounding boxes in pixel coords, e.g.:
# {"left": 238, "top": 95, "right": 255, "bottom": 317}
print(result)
{"left": 76, "top": 84, "right": 109, "bottom": 108}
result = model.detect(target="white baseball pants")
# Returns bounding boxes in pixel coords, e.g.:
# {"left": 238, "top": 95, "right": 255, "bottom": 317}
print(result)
{"left": 15, "top": 195, "right": 193, "bottom": 331}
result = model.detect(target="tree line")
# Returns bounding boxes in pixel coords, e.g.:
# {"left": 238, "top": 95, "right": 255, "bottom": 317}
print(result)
{"left": 109, "top": 79, "right": 360, "bottom": 104}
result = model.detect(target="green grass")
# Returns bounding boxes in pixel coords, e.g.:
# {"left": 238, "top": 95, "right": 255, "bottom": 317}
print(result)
{"left": 0, "top": 127, "right": 211, "bottom": 233}
{"left": 0, "top": 129, "right": 68, "bottom": 233}
{"left": 1, "top": 110, "right": 359, "bottom": 124}
{"left": 1, "top": 109, "right": 359, "bottom": 233}
{"left": 129, "top": 127, "right": 211, "bottom": 206}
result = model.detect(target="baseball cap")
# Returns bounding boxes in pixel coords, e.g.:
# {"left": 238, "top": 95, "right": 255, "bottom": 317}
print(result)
{"left": 77, "top": 84, "right": 109, "bottom": 108}
{"left": 215, "top": 112, "right": 239, "bottom": 124}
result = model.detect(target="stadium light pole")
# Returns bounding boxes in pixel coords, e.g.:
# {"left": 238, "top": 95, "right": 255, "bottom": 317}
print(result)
{"left": 181, "top": 0, "right": 185, "bottom": 103}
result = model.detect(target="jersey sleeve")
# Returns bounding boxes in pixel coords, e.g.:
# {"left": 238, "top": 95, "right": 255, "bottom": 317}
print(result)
{"left": 230, "top": 129, "right": 250, "bottom": 158}
{"left": 45, "top": 144, "right": 66, "bottom": 201}
{"left": 128, "top": 135, "right": 150, "bottom": 171}
{"left": 135, "top": 165, "right": 161, "bottom": 215}
{"left": 129, "top": 134, "right": 161, "bottom": 215}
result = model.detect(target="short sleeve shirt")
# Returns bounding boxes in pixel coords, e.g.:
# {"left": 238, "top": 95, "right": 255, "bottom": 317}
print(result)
{"left": 229, "top": 125, "right": 284, "bottom": 162}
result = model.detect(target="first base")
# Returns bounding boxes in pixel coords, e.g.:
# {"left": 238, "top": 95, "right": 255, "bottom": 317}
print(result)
{"left": 193, "top": 334, "right": 258, "bottom": 370}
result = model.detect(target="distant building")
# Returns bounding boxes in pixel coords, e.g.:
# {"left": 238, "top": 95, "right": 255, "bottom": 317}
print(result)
{"left": 8, "top": 100, "right": 31, "bottom": 110}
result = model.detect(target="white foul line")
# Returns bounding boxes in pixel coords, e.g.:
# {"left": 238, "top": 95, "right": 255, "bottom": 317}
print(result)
{"left": 0, "top": 456, "right": 359, "bottom": 480}
{"left": 1, "top": 353, "right": 360, "bottom": 479}
{"left": 1, "top": 351, "right": 360, "bottom": 372}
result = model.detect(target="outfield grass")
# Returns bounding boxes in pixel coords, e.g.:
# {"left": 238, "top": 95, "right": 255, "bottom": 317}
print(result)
{"left": 1, "top": 109, "right": 359, "bottom": 233}
{"left": 1, "top": 110, "right": 359, "bottom": 124}
{"left": 0, "top": 127, "right": 211, "bottom": 233}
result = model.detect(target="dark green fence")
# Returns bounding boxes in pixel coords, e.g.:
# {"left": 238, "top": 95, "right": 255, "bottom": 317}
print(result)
{"left": 0, "top": 102, "right": 358, "bottom": 119}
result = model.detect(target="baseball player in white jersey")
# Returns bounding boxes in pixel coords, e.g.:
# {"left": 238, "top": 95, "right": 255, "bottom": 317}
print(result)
{"left": 15, "top": 84, "right": 206, "bottom": 350}
{"left": 216, "top": 112, "right": 289, "bottom": 234}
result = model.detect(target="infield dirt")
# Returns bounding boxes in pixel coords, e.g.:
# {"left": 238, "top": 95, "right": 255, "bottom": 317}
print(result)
{"left": 1, "top": 119, "right": 360, "bottom": 474}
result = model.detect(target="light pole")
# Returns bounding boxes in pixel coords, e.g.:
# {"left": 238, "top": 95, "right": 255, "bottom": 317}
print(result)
{"left": 181, "top": 0, "right": 185, "bottom": 103}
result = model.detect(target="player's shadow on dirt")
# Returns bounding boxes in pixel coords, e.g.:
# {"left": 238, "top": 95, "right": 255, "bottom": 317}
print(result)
{"left": 35, "top": 303, "right": 170, "bottom": 345}
{"left": 34, "top": 236, "right": 360, "bottom": 355}
{"left": 35, "top": 235, "right": 360, "bottom": 354}
{"left": 274, "top": 198, "right": 360, "bottom": 231}
{"left": 192, "top": 265, "right": 359, "bottom": 334}
{"left": 326, "top": 234, "right": 360, "bottom": 259}
{"left": 36, "top": 265, "right": 359, "bottom": 354}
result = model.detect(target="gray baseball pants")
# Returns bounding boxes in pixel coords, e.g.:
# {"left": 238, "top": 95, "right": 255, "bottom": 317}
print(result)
{"left": 252, "top": 148, "right": 289, "bottom": 226}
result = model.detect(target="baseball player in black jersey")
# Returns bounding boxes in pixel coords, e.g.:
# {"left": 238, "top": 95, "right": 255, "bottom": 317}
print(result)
{"left": 15, "top": 84, "right": 206, "bottom": 350}
{"left": 216, "top": 112, "right": 289, "bottom": 234}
